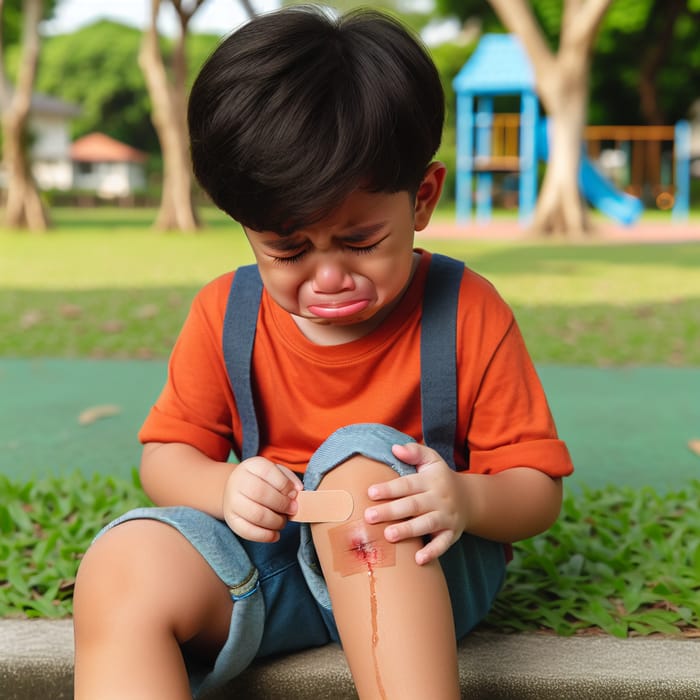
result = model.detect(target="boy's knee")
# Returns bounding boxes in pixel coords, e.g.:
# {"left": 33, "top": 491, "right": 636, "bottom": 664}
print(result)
{"left": 75, "top": 521, "right": 162, "bottom": 615}
{"left": 325, "top": 515, "right": 397, "bottom": 578}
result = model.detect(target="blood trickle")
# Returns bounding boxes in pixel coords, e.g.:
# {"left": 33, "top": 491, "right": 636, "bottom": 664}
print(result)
{"left": 353, "top": 540, "right": 387, "bottom": 699}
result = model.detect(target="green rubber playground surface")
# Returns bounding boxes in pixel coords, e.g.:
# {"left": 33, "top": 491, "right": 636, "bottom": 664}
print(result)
{"left": 1, "top": 358, "right": 698, "bottom": 492}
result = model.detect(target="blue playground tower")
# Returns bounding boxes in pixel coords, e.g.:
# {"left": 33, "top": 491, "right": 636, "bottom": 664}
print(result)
{"left": 453, "top": 34, "right": 691, "bottom": 226}
{"left": 452, "top": 34, "right": 539, "bottom": 226}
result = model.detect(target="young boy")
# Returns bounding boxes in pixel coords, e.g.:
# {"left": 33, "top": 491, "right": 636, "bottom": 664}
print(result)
{"left": 73, "top": 7, "right": 573, "bottom": 699}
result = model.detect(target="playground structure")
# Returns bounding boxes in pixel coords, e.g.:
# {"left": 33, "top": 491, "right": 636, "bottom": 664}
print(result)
{"left": 452, "top": 34, "right": 692, "bottom": 226}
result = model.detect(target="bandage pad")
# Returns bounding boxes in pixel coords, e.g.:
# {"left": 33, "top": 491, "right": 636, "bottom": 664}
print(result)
{"left": 328, "top": 519, "right": 396, "bottom": 577}
{"left": 289, "top": 490, "right": 354, "bottom": 523}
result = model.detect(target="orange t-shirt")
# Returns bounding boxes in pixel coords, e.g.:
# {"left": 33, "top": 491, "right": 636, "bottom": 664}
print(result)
{"left": 139, "top": 250, "right": 573, "bottom": 478}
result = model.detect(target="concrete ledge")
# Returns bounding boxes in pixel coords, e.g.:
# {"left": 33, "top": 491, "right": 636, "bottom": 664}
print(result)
{"left": 1, "top": 619, "right": 699, "bottom": 699}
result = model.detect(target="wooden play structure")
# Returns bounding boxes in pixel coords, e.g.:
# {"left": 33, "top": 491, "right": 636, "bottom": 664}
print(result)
{"left": 453, "top": 34, "right": 691, "bottom": 225}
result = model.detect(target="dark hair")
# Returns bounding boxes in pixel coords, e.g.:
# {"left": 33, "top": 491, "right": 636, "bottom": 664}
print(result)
{"left": 188, "top": 5, "right": 444, "bottom": 233}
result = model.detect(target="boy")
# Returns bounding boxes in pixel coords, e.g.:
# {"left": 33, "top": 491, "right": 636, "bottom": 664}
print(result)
{"left": 73, "top": 6, "right": 573, "bottom": 699}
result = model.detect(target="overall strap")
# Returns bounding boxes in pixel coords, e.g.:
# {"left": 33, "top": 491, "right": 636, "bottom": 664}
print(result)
{"left": 222, "top": 264, "right": 263, "bottom": 460}
{"left": 420, "top": 253, "right": 465, "bottom": 470}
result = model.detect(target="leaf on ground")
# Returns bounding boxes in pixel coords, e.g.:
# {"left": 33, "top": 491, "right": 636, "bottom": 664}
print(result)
{"left": 688, "top": 440, "right": 700, "bottom": 457}
{"left": 133, "top": 304, "right": 159, "bottom": 319}
{"left": 19, "top": 310, "right": 44, "bottom": 329}
{"left": 77, "top": 404, "right": 121, "bottom": 425}
{"left": 58, "top": 303, "right": 83, "bottom": 319}
{"left": 100, "top": 320, "right": 125, "bottom": 333}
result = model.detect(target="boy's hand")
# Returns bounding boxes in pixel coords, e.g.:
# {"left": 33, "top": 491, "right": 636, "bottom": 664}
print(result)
{"left": 364, "top": 443, "right": 467, "bottom": 566}
{"left": 223, "top": 457, "right": 303, "bottom": 542}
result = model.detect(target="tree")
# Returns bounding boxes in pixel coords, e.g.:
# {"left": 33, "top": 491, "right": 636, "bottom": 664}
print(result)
{"left": 0, "top": 0, "right": 49, "bottom": 230}
{"left": 34, "top": 20, "right": 221, "bottom": 159}
{"left": 590, "top": 0, "right": 700, "bottom": 126}
{"left": 139, "top": 0, "right": 258, "bottom": 232}
{"left": 139, "top": 0, "right": 205, "bottom": 231}
{"left": 35, "top": 21, "right": 159, "bottom": 153}
{"left": 486, "top": 0, "right": 613, "bottom": 237}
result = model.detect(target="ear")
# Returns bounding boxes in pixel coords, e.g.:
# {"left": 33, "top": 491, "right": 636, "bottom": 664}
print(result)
{"left": 414, "top": 162, "right": 447, "bottom": 232}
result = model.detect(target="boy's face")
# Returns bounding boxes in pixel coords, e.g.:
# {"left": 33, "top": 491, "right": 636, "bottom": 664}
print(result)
{"left": 243, "top": 163, "right": 445, "bottom": 344}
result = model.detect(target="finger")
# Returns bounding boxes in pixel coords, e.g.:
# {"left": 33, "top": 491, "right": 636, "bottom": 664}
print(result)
{"left": 227, "top": 513, "right": 282, "bottom": 543}
{"left": 231, "top": 495, "right": 287, "bottom": 530}
{"left": 365, "top": 492, "right": 426, "bottom": 524}
{"left": 415, "top": 530, "right": 455, "bottom": 566}
{"left": 276, "top": 463, "right": 304, "bottom": 492}
{"left": 383, "top": 511, "right": 444, "bottom": 543}
{"left": 245, "top": 457, "right": 301, "bottom": 496}
{"left": 239, "top": 476, "right": 297, "bottom": 516}
{"left": 367, "top": 472, "right": 424, "bottom": 501}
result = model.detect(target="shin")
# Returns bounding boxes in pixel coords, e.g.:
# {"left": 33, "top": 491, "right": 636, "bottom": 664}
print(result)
{"left": 311, "top": 455, "right": 459, "bottom": 700}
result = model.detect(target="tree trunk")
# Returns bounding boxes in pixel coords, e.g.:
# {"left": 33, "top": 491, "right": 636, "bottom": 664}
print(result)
{"left": 139, "top": 0, "right": 201, "bottom": 232}
{"left": 532, "top": 45, "right": 591, "bottom": 237}
{"left": 0, "top": 0, "right": 49, "bottom": 231}
{"left": 638, "top": 0, "right": 683, "bottom": 126}
{"left": 488, "top": 0, "right": 612, "bottom": 237}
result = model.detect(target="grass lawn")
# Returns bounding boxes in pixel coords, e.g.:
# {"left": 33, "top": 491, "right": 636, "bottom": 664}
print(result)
{"left": 2, "top": 206, "right": 699, "bottom": 364}
{"left": 1, "top": 206, "right": 699, "bottom": 636}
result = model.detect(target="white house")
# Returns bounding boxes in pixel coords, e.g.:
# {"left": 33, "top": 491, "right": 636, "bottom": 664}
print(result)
{"left": 0, "top": 86, "right": 81, "bottom": 190}
{"left": 29, "top": 92, "right": 82, "bottom": 190}
{"left": 70, "top": 132, "right": 148, "bottom": 198}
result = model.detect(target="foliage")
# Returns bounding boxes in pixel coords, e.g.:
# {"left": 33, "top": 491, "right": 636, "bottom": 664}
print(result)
{"left": 591, "top": 0, "right": 700, "bottom": 124}
{"left": 32, "top": 21, "right": 156, "bottom": 152}
{"left": 29, "top": 20, "right": 222, "bottom": 154}
{"left": 429, "top": 40, "right": 476, "bottom": 203}
{"left": 485, "top": 482, "right": 700, "bottom": 637}
{"left": 0, "top": 471, "right": 151, "bottom": 618}
{"left": 0, "top": 0, "right": 56, "bottom": 47}
{"left": 2, "top": 471, "right": 699, "bottom": 638}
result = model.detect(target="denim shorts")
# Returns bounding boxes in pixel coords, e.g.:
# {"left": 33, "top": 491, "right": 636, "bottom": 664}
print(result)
{"left": 96, "top": 424, "right": 506, "bottom": 697}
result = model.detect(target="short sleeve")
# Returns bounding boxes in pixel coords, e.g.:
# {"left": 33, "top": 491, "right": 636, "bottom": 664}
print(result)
{"left": 457, "top": 271, "right": 573, "bottom": 477}
{"left": 138, "top": 272, "right": 242, "bottom": 462}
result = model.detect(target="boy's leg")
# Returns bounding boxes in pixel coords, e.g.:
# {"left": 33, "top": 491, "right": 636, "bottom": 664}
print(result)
{"left": 311, "top": 455, "right": 460, "bottom": 700}
{"left": 73, "top": 519, "right": 233, "bottom": 700}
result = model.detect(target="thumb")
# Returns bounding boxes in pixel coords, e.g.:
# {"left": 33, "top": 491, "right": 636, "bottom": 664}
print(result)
{"left": 276, "top": 463, "right": 304, "bottom": 492}
{"left": 391, "top": 442, "right": 443, "bottom": 470}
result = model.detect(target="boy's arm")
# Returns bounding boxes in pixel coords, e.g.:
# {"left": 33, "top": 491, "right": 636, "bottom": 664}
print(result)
{"left": 459, "top": 467, "right": 562, "bottom": 543}
{"left": 140, "top": 442, "right": 235, "bottom": 519}
{"left": 140, "top": 442, "right": 302, "bottom": 541}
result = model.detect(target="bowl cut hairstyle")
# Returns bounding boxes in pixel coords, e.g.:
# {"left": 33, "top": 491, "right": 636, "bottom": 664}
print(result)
{"left": 188, "top": 5, "right": 445, "bottom": 234}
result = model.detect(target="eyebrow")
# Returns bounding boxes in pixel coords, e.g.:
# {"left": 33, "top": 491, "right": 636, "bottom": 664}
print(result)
{"left": 259, "top": 236, "right": 306, "bottom": 252}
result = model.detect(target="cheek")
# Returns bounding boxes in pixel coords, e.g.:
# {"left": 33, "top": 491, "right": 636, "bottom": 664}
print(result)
{"left": 259, "top": 269, "right": 304, "bottom": 310}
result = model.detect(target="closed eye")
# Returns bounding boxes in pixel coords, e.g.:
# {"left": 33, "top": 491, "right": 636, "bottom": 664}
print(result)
{"left": 271, "top": 248, "right": 310, "bottom": 265}
{"left": 346, "top": 241, "right": 381, "bottom": 255}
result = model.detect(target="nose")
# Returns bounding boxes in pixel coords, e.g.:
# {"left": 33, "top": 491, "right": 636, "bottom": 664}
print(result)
{"left": 311, "top": 256, "right": 355, "bottom": 294}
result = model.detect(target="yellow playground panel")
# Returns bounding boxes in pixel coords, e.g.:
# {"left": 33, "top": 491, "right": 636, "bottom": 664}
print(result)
{"left": 486, "top": 115, "right": 689, "bottom": 213}
{"left": 584, "top": 125, "right": 678, "bottom": 210}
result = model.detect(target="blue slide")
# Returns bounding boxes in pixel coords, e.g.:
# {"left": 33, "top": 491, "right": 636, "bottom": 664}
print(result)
{"left": 537, "top": 121, "right": 643, "bottom": 226}
{"left": 578, "top": 155, "right": 643, "bottom": 226}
